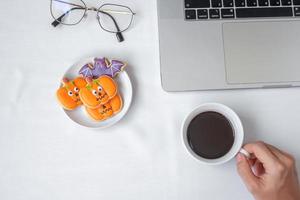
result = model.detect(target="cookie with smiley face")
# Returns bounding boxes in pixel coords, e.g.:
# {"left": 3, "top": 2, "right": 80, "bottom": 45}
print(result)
{"left": 56, "top": 77, "right": 87, "bottom": 110}
{"left": 85, "top": 103, "right": 113, "bottom": 121}
{"left": 79, "top": 76, "right": 118, "bottom": 109}
{"left": 85, "top": 94, "right": 123, "bottom": 121}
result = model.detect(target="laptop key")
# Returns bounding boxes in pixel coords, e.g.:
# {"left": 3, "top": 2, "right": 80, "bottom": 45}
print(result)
{"left": 197, "top": 9, "right": 209, "bottom": 19}
{"left": 212, "top": 0, "right": 222, "bottom": 7}
{"left": 258, "top": 0, "right": 269, "bottom": 6}
{"left": 223, "top": 0, "right": 234, "bottom": 7}
{"left": 295, "top": 7, "right": 300, "bottom": 16}
{"left": 221, "top": 8, "right": 235, "bottom": 18}
{"left": 270, "top": 0, "right": 281, "bottom": 6}
{"left": 281, "top": 0, "right": 292, "bottom": 5}
{"left": 236, "top": 7, "right": 293, "bottom": 18}
{"left": 293, "top": 0, "right": 300, "bottom": 5}
{"left": 235, "top": 0, "right": 246, "bottom": 7}
{"left": 185, "top": 10, "right": 196, "bottom": 19}
{"left": 209, "top": 9, "right": 220, "bottom": 18}
{"left": 247, "top": 0, "right": 257, "bottom": 6}
{"left": 185, "top": 0, "right": 210, "bottom": 8}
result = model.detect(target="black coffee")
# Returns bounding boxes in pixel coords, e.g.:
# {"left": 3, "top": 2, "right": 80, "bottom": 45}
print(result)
{"left": 187, "top": 111, "right": 234, "bottom": 159}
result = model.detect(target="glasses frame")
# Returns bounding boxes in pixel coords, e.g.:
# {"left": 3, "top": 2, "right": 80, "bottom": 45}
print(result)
{"left": 50, "top": 0, "right": 135, "bottom": 42}
{"left": 97, "top": 3, "right": 134, "bottom": 34}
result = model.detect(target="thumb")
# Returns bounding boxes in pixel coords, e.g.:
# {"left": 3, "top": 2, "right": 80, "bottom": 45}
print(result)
{"left": 236, "top": 153, "right": 259, "bottom": 192}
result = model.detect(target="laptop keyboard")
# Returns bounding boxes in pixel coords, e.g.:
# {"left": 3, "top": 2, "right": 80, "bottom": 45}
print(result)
{"left": 185, "top": 0, "right": 300, "bottom": 19}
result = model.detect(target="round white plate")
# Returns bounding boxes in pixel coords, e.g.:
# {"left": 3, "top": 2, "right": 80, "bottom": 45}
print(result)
{"left": 61, "top": 57, "right": 132, "bottom": 128}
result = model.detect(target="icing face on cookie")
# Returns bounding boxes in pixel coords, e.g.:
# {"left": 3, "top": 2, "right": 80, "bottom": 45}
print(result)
{"left": 86, "top": 103, "right": 113, "bottom": 121}
{"left": 56, "top": 77, "right": 87, "bottom": 110}
{"left": 90, "top": 81, "right": 110, "bottom": 103}
{"left": 85, "top": 94, "right": 123, "bottom": 121}
{"left": 79, "top": 76, "right": 117, "bottom": 108}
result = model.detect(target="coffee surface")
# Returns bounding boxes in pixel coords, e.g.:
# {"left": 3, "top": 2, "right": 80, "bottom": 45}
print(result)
{"left": 187, "top": 111, "right": 234, "bottom": 159}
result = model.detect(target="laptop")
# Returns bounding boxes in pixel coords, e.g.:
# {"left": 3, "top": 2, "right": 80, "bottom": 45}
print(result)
{"left": 157, "top": 0, "right": 300, "bottom": 91}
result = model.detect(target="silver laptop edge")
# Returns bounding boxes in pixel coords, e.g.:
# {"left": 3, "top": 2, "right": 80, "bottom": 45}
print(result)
{"left": 157, "top": 0, "right": 300, "bottom": 91}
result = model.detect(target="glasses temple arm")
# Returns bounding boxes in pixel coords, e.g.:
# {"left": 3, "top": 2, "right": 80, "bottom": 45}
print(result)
{"left": 98, "top": 10, "right": 124, "bottom": 42}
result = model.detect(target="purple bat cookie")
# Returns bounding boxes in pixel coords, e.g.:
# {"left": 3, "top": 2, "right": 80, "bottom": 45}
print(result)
{"left": 94, "top": 58, "right": 126, "bottom": 78}
{"left": 78, "top": 63, "right": 95, "bottom": 78}
{"left": 79, "top": 57, "right": 126, "bottom": 79}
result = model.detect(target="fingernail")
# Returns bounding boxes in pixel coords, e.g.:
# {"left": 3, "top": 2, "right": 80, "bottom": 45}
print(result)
{"left": 236, "top": 153, "right": 244, "bottom": 162}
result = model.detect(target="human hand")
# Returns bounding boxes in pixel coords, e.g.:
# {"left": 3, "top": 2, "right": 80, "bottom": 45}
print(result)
{"left": 236, "top": 141, "right": 300, "bottom": 200}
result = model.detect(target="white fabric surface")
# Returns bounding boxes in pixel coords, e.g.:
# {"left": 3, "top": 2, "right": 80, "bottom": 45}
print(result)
{"left": 1, "top": 0, "right": 300, "bottom": 200}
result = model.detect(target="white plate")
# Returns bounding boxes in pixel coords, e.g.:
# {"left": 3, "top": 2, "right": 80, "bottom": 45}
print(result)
{"left": 61, "top": 57, "right": 132, "bottom": 128}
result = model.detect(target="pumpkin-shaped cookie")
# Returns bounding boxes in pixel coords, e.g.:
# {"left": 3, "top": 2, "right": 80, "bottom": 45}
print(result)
{"left": 108, "top": 93, "right": 123, "bottom": 114}
{"left": 79, "top": 76, "right": 117, "bottom": 109}
{"left": 86, "top": 103, "right": 113, "bottom": 121}
{"left": 85, "top": 94, "right": 123, "bottom": 121}
{"left": 56, "top": 77, "right": 87, "bottom": 110}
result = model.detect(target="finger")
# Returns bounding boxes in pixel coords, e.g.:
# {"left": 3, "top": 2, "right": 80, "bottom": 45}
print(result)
{"left": 243, "top": 142, "right": 278, "bottom": 169}
{"left": 252, "top": 160, "right": 265, "bottom": 176}
{"left": 266, "top": 144, "right": 290, "bottom": 160}
{"left": 236, "top": 153, "right": 259, "bottom": 191}
{"left": 248, "top": 158, "right": 257, "bottom": 166}
{"left": 266, "top": 144, "right": 296, "bottom": 169}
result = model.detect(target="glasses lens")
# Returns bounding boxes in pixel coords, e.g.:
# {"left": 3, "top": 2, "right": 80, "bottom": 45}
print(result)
{"left": 51, "top": 0, "right": 86, "bottom": 25}
{"left": 97, "top": 4, "right": 134, "bottom": 33}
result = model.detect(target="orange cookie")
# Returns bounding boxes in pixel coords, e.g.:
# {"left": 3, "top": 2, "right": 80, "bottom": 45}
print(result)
{"left": 56, "top": 77, "right": 87, "bottom": 110}
{"left": 79, "top": 76, "right": 118, "bottom": 109}
{"left": 109, "top": 93, "right": 123, "bottom": 114}
{"left": 85, "top": 94, "right": 123, "bottom": 121}
{"left": 85, "top": 103, "right": 113, "bottom": 121}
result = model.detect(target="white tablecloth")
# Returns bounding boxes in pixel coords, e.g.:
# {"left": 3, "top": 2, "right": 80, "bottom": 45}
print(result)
{"left": 1, "top": 0, "right": 300, "bottom": 199}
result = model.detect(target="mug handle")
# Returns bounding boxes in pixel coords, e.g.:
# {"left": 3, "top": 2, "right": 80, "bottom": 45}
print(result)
{"left": 239, "top": 148, "right": 251, "bottom": 159}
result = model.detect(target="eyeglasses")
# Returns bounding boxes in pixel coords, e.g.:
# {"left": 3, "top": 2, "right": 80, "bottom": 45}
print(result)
{"left": 50, "top": 0, "right": 135, "bottom": 42}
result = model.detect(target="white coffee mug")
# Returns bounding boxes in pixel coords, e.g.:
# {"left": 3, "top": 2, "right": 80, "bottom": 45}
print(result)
{"left": 182, "top": 103, "right": 249, "bottom": 165}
